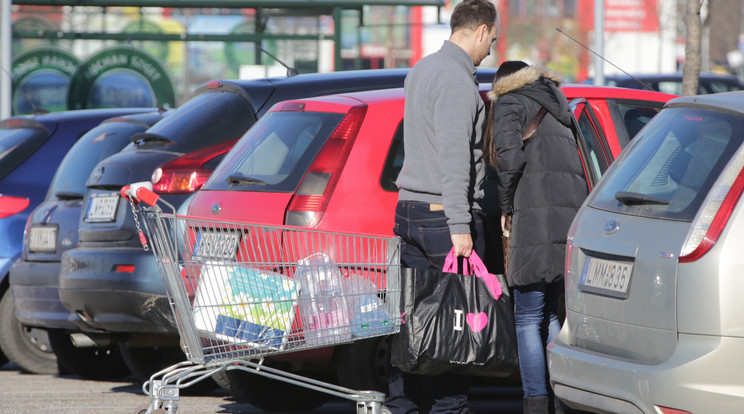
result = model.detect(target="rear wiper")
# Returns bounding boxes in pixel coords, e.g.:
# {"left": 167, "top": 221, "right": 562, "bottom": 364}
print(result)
{"left": 54, "top": 191, "right": 84, "bottom": 200}
{"left": 227, "top": 174, "right": 267, "bottom": 186}
{"left": 615, "top": 191, "right": 670, "bottom": 205}
{"left": 129, "top": 133, "right": 173, "bottom": 145}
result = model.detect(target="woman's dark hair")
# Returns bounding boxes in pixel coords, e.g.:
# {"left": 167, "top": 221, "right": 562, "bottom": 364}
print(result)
{"left": 494, "top": 60, "right": 528, "bottom": 81}
{"left": 483, "top": 60, "right": 529, "bottom": 167}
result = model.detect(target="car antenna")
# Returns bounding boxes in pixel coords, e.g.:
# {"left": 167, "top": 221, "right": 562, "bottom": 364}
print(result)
{"left": 555, "top": 27, "right": 656, "bottom": 92}
{"left": 22, "top": 91, "right": 50, "bottom": 115}
{"left": 257, "top": 46, "right": 299, "bottom": 77}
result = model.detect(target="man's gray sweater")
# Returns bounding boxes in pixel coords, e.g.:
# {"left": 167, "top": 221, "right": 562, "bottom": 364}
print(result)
{"left": 396, "top": 40, "right": 486, "bottom": 235}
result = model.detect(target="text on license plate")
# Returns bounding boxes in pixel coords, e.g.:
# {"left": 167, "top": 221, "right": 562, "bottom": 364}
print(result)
{"left": 193, "top": 231, "right": 240, "bottom": 259}
{"left": 579, "top": 256, "right": 633, "bottom": 298}
{"left": 85, "top": 193, "right": 119, "bottom": 222}
{"left": 28, "top": 226, "right": 57, "bottom": 252}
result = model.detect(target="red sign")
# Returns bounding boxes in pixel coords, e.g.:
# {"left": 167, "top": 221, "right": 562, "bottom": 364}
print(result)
{"left": 605, "top": 0, "right": 659, "bottom": 33}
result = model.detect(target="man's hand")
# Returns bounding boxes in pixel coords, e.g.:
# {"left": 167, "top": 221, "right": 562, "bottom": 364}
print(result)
{"left": 451, "top": 233, "right": 473, "bottom": 257}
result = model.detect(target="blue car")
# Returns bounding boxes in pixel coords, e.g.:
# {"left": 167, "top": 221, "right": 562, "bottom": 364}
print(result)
{"left": 8, "top": 111, "right": 167, "bottom": 378}
{"left": 0, "top": 108, "right": 155, "bottom": 374}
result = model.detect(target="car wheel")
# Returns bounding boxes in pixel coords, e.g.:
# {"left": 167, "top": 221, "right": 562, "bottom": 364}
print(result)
{"left": 0, "top": 288, "right": 61, "bottom": 374}
{"left": 119, "top": 343, "right": 219, "bottom": 395}
{"left": 46, "top": 329, "right": 131, "bottom": 380}
{"left": 0, "top": 345, "right": 8, "bottom": 367}
{"left": 222, "top": 363, "right": 333, "bottom": 412}
{"left": 334, "top": 336, "right": 389, "bottom": 392}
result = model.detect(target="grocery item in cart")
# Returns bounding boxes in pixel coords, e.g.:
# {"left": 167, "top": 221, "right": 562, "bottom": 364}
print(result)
{"left": 343, "top": 276, "right": 396, "bottom": 338}
{"left": 295, "top": 253, "right": 352, "bottom": 345}
{"left": 192, "top": 264, "right": 298, "bottom": 350}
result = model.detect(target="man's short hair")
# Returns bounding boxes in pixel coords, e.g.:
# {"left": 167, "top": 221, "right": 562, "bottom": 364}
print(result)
{"left": 450, "top": 0, "right": 498, "bottom": 33}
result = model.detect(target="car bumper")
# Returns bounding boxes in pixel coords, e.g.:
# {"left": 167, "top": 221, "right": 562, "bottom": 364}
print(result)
{"left": 9, "top": 259, "right": 78, "bottom": 330}
{"left": 58, "top": 246, "right": 175, "bottom": 334}
{"left": 548, "top": 330, "right": 744, "bottom": 413}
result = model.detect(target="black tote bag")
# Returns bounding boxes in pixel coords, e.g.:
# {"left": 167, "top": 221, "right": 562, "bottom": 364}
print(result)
{"left": 390, "top": 251, "right": 519, "bottom": 377}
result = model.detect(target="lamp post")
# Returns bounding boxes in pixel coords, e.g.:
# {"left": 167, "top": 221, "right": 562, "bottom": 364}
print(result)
{"left": 593, "top": 0, "right": 604, "bottom": 86}
{"left": 1, "top": 0, "right": 11, "bottom": 119}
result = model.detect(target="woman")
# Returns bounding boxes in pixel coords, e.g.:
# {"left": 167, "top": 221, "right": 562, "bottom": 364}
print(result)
{"left": 483, "top": 61, "right": 587, "bottom": 414}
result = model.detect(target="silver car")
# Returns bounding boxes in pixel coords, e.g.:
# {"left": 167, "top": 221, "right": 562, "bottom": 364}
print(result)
{"left": 548, "top": 91, "right": 744, "bottom": 414}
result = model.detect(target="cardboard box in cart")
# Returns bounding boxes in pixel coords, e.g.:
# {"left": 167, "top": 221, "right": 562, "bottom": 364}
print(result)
{"left": 193, "top": 264, "right": 299, "bottom": 350}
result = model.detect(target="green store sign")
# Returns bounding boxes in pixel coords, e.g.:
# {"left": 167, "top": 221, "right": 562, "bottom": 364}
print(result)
{"left": 68, "top": 46, "right": 176, "bottom": 110}
{"left": 12, "top": 47, "right": 79, "bottom": 115}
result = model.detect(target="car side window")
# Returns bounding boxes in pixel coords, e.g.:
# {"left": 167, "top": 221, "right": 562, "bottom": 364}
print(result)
{"left": 610, "top": 100, "right": 663, "bottom": 147}
{"left": 381, "top": 121, "right": 405, "bottom": 192}
{"left": 571, "top": 100, "right": 610, "bottom": 180}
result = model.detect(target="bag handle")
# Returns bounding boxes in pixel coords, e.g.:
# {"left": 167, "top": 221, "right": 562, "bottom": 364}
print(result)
{"left": 443, "top": 248, "right": 471, "bottom": 275}
{"left": 443, "top": 248, "right": 503, "bottom": 300}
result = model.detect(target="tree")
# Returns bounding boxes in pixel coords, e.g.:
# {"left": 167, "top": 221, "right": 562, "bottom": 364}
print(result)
{"left": 682, "top": 0, "right": 704, "bottom": 96}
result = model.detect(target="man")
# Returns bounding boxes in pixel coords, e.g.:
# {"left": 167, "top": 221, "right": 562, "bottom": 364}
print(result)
{"left": 389, "top": 0, "right": 499, "bottom": 413}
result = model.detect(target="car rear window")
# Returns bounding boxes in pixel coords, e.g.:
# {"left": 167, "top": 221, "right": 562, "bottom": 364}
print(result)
{"left": 124, "top": 91, "right": 256, "bottom": 153}
{"left": 0, "top": 119, "right": 50, "bottom": 180}
{"left": 204, "top": 111, "right": 345, "bottom": 192}
{"left": 588, "top": 106, "right": 744, "bottom": 220}
{"left": 47, "top": 120, "right": 150, "bottom": 199}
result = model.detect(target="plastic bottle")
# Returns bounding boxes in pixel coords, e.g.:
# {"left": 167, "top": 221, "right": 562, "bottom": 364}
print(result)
{"left": 296, "top": 254, "right": 351, "bottom": 345}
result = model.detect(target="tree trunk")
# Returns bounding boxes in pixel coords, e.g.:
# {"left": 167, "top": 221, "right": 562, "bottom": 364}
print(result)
{"left": 682, "top": 0, "right": 704, "bottom": 96}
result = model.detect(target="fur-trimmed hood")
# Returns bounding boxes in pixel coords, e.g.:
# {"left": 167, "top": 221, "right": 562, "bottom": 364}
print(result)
{"left": 487, "top": 66, "right": 563, "bottom": 101}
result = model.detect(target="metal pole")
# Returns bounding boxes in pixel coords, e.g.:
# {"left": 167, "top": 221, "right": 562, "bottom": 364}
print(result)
{"left": 1, "top": 0, "right": 12, "bottom": 119}
{"left": 593, "top": 0, "right": 604, "bottom": 86}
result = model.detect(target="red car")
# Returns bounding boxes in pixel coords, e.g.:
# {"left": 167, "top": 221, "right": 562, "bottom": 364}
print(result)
{"left": 184, "top": 84, "right": 675, "bottom": 410}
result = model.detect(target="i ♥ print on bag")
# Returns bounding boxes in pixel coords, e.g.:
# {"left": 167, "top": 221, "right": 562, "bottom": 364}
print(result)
{"left": 466, "top": 312, "right": 488, "bottom": 333}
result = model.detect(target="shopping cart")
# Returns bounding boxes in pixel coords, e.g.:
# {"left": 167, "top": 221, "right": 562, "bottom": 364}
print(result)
{"left": 121, "top": 182, "right": 401, "bottom": 414}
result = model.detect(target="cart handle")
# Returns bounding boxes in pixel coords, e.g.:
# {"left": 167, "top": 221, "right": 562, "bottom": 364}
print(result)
{"left": 121, "top": 182, "right": 160, "bottom": 207}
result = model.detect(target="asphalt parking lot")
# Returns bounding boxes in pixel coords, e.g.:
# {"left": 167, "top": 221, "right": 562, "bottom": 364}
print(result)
{"left": 0, "top": 361, "right": 307, "bottom": 414}
{"left": 0, "top": 361, "right": 525, "bottom": 414}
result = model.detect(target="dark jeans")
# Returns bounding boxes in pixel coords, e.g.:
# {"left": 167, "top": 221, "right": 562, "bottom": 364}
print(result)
{"left": 513, "top": 281, "right": 563, "bottom": 398}
{"left": 387, "top": 200, "right": 485, "bottom": 414}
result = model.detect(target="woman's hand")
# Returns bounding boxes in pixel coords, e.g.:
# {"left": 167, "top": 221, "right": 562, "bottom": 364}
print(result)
{"left": 501, "top": 212, "right": 510, "bottom": 237}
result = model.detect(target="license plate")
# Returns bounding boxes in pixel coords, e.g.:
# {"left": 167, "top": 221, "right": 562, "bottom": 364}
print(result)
{"left": 579, "top": 256, "right": 633, "bottom": 299}
{"left": 192, "top": 231, "right": 240, "bottom": 259}
{"left": 28, "top": 226, "right": 57, "bottom": 252}
{"left": 85, "top": 193, "right": 119, "bottom": 222}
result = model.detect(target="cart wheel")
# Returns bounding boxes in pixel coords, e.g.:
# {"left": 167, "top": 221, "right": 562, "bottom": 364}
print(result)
{"left": 223, "top": 365, "right": 333, "bottom": 412}
{"left": 133, "top": 404, "right": 149, "bottom": 414}
{"left": 335, "top": 336, "right": 389, "bottom": 392}
{"left": 0, "top": 289, "right": 62, "bottom": 374}
{"left": 119, "top": 343, "right": 219, "bottom": 395}
{"left": 47, "top": 329, "right": 131, "bottom": 380}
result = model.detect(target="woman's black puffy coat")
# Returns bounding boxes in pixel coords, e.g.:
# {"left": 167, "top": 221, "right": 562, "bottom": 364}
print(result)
{"left": 488, "top": 67, "right": 588, "bottom": 287}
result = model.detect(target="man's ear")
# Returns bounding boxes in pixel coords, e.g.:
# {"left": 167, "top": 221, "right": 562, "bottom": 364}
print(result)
{"left": 477, "top": 24, "right": 489, "bottom": 42}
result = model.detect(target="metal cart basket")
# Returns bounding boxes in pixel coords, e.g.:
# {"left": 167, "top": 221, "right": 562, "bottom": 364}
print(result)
{"left": 122, "top": 183, "right": 401, "bottom": 414}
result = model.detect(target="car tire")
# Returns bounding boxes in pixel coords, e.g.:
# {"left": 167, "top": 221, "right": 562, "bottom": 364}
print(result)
{"left": 119, "top": 343, "right": 219, "bottom": 395}
{"left": 0, "top": 345, "right": 8, "bottom": 368}
{"left": 334, "top": 336, "right": 389, "bottom": 392}
{"left": 46, "top": 329, "right": 131, "bottom": 380}
{"left": 0, "top": 288, "right": 62, "bottom": 375}
{"left": 221, "top": 363, "right": 333, "bottom": 412}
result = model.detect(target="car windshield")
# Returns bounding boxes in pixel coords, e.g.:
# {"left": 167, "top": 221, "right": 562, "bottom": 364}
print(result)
{"left": 588, "top": 106, "right": 744, "bottom": 220}
{"left": 47, "top": 120, "right": 149, "bottom": 200}
{"left": 0, "top": 121, "right": 50, "bottom": 180}
{"left": 204, "top": 111, "right": 345, "bottom": 192}
{"left": 122, "top": 91, "right": 256, "bottom": 153}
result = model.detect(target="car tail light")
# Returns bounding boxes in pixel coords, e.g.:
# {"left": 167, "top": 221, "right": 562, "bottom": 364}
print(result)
{"left": 655, "top": 406, "right": 691, "bottom": 414}
{"left": 152, "top": 139, "right": 238, "bottom": 194}
{"left": 114, "top": 265, "right": 135, "bottom": 273}
{"left": 679, "top": 144, "right": 744, "bottom": 263}
{"left": 0, "top": 195, "right": 30, "bottom": 219}
{"left": 284, "top": 105, "right": 367, "bottom": 227}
